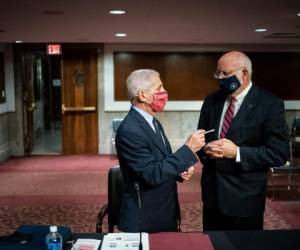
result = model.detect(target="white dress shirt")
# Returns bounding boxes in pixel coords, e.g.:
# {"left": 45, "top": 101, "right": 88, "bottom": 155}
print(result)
{"left": 218, "top": 81, "right": 253, "bottom": 162}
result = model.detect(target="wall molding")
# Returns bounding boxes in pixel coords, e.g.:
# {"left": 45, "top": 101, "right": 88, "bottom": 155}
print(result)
{"left": 0, "top": 44, "right": 15, "bottom": 114}
{"left": 284, "top": 101, "right": 300, "bottom": 110}
{"left": 0, "top": 142, "right": 10, "bottom": 163}
{"left": 104, "top": 44, "right": 300, "bottom": 112}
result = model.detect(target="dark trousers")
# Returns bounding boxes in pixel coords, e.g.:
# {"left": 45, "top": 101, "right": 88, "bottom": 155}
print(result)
{"left": 203, "top": 205, "right": 264, "bottom": 231}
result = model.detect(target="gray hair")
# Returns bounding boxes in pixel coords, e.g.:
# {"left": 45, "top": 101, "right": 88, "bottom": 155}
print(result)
{"left": 126, "top": 69, "right": 160, "bottom": 100}
{"left": 243, "top": 54, "right": 253, "bottom": 76}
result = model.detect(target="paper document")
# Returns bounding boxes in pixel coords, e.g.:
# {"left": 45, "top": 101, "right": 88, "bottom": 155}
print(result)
{"left": 71, "top": 238, "right": 101, "bottom": 250}
{"left": 101, "top": 233, "right": 149, "bottom": 250}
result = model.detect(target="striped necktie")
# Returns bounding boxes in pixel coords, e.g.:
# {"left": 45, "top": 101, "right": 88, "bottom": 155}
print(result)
{"left": 220, "top": 97, "right": 237, "bottom": 138}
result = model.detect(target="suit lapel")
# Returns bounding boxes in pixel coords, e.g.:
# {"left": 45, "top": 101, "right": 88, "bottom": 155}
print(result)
{"left": 227, "top": 85, "right": 259, "bottom": 137}
{"left": 129, "top": 108, "right": 169, "bottom": 154}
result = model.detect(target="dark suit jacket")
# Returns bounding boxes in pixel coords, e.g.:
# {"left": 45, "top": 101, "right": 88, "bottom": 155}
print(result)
{"left": 197, "top": 85, "right": 289, "bottom": 217}
{"left": 116, "top": 107, "right": 198, "bottom": 233}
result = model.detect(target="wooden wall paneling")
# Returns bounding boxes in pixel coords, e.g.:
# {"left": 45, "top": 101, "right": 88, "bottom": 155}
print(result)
{"left": 250, "top": 53, "right": 300, "bottom": 100}
{"left": 114, "top": 52, "right": 300, "bottom": 101}
{"left": 114, "top": 52, "right": 221, "bottom": 101}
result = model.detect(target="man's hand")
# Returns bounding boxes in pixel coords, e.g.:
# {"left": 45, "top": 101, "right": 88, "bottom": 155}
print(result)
{"left": 179, "top": 166, "right": 195, "bottom": 181}
{"left": 204, "top": 138, "right": 237, "bottom": 159}
{"left": 221, "top": 138, "right": 237, "bottom": 158}
{"left": 185, "top": 130, "right": 206, "bottom": 153}
{"left": 204, "top": 140, "right": 224, "bottom": 158}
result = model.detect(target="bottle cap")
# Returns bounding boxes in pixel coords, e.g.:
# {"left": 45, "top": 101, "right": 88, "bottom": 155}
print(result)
{"left": 49, "top": 225, "right": 58, "bottom": 233}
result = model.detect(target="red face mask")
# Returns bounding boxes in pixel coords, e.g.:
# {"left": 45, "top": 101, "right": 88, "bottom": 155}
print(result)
{"left": 149, "top": 90, "right": 168, "bottom": 112}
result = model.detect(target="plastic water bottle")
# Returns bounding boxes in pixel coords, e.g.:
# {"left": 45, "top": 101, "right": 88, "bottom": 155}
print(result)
{"left": 45, "top": 225, "right": 62, "bottom": 250}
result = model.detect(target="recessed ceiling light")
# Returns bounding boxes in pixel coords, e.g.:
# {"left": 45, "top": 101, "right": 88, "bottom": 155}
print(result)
{"left": 109, "top": 10, "right": 126, "bottom": 15}
{"left": 15, "top": 40, "right": 23, "bottom": 43}
{"left": 255, "top": 28, "right": 267, "bottom": 32}
{"left": 115, "top": 33, "right": 127, "bottom": 37}
{"left": 297, "top": 13, "right": 300, "bottom": 17}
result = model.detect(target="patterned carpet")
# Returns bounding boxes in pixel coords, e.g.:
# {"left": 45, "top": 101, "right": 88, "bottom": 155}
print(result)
{"left": 0, "top": 202, "right": 292, "bottom": 235}
{"left": 0, "top": 155, "right": 297, "bottom": 234}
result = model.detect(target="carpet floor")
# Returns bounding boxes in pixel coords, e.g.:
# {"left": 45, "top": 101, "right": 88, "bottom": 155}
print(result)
{"left": 0, "top": 155, "right": 299, "bottom": 234}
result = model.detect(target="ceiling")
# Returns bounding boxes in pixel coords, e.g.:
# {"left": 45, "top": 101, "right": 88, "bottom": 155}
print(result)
{"left": 0, "top": 0, "right": 299, "bottom": 44}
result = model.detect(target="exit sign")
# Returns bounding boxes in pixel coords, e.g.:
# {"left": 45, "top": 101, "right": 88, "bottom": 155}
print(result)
{"left": 47, "top": 44, "right": 62, "bottom": 55}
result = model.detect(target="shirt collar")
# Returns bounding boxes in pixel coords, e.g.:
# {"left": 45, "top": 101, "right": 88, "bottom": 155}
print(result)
{"left": 234, "top": 81, "right": 253, "bottom": 104}
{"left": 132, "top": 105, "right": 154, "bottom": 124}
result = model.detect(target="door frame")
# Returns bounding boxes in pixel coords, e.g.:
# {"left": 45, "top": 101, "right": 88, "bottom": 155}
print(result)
{"left": 16, "top": 43, "right": 102, "bottom": 155}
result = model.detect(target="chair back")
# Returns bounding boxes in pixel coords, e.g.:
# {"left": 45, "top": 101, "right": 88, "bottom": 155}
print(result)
{"left": 290, "top": 116, "right": 300, "bottom": 161}
{"left": 292, "top": 117, "right": 300, "bottom": 136}
{"left": 108, "top": 166, "right": 124, "bottom": 232}
{"left": 111, "top": 118, "right": 124, "bottom": 155}
{"left": 112, "top": 118, "right": 123, "bottom": 133}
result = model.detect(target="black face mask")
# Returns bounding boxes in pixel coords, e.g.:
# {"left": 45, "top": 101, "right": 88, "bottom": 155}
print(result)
{"left": 218, "top": 75, "right": 241, "bottom": 94}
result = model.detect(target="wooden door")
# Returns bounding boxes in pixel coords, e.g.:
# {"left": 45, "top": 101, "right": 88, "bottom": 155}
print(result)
{"left": 61, "top": 49, "right": 98, "bottom": 154}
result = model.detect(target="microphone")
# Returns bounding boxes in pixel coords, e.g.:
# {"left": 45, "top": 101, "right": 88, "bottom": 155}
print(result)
{"left": 134, "top": 182, "right": 143, "bottom": 250}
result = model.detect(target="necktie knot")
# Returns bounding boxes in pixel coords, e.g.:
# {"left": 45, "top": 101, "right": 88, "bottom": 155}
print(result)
{"left": 230, "top": 96, "right": 237, "bottom": 103}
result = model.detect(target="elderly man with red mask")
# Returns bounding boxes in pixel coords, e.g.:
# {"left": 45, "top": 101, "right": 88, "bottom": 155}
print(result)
{"left": 115, "top": 69, "right": 206, "bottom": 233}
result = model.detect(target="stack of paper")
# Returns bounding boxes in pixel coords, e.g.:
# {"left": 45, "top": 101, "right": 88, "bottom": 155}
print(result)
{"left": 101, "top": 233, "right": 149, "bottom": 250}
{"left": 71, "top": 238, "right": 101, "bottom": 250}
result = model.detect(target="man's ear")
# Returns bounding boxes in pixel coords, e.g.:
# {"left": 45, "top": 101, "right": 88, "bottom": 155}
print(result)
{"left": 241, "top": 69, "right": 249, "bottom": 83}
{"left": 137, "top": 89, "right": 147, "bottom": 103}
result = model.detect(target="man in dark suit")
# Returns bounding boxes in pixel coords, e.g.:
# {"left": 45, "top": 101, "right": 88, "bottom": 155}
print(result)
{"left": 197, "top": 51, "right": 289, "bottom": 231}
{"left": 116, "top": 69, "right": 206, "bottom": 233}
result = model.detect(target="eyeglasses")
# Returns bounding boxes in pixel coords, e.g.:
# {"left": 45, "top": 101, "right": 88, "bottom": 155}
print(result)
{"left": 213, "top": 67, "right": 244, "bottom": 79}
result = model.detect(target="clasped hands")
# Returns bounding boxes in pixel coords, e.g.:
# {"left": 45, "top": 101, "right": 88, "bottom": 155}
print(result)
{"left": 180, "top": 136, "right": 238, "bottom": 180}
{"left": 204, "top": 138, "right": 237, "bottom": 159}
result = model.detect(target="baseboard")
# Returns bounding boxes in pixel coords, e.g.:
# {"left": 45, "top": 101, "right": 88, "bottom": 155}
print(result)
{"left": 0, "top": 142, "right": 10, "bottom": 163}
